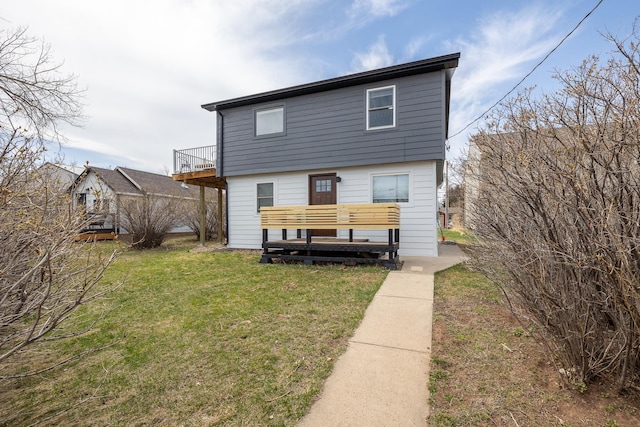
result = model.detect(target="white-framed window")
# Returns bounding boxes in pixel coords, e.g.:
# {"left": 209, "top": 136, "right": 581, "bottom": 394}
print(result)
{"left": 366, "top": 85, "right": 395, "bottom": 130}
{"left": 255, "top": 106, "right": 284, "bottom": 136}
{"left": 372, "top": 173, "right": 409, "bottom": 203}
{"left": 257, "top": 182, "right": 274, "bottom": 212}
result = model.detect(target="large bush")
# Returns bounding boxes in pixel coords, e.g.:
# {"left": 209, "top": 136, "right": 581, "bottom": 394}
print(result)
{"left": 467, "top": 22, "right": 640, "bottom": 391}
{"left": 118, "top": 194, "right": 186, "bottom": 249}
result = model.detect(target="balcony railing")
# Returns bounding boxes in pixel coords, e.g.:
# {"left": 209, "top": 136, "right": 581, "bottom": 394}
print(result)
{"left": 173, "top": 145, "right": 216, "bottom": 174}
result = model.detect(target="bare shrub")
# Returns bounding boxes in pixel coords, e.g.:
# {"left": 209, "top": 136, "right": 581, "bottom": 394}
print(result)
{"left": 118, "top": 194, "right": 186, "bottom": 249}
{"left": 467, "top": 22, "right": 640, "bottom": 391}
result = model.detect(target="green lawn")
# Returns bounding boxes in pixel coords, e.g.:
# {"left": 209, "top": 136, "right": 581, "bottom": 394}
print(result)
{"left": 438, "top": 228, "right": 474, "bottom": 246}
{"left": 0, "top": 239, "right": 388, "bottom": 426}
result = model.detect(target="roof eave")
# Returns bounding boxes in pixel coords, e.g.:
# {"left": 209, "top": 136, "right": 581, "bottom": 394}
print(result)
{"left": 202, "top": 52, "right": 460, "bottom": 111}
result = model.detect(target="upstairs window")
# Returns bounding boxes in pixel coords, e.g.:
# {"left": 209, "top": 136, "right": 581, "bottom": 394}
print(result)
{"left": 372, "top": 174, "right": 409, "bottom": 203}
{"left": 255, "top": 106, "right": 284, "bottom": 136}
{"left": 366, "top": 86, "right": 395, "bottom": 130}
{"left": 257, "top": 182, "right": 274, "bottom": 212}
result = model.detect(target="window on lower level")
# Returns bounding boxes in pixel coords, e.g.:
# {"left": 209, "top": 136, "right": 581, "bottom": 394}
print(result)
{"left": 257, "top": 182, "right": 274, "bottom": 212}
{"left": 367, "top": 86, "right": 395, "bottom": 130}
{"left": 372, "top": 174, "right": 409, "bottom": 203}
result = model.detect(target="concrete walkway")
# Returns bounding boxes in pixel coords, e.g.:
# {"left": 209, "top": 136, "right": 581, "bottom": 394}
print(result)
{"left": 298, "top": 244, "right": 467, "bottom": 427}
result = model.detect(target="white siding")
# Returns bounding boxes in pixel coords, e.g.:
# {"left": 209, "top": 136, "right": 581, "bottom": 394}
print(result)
{"left": 227, "top": 161, "right": 439, "bottom": 256}
{"left": 71, "top": 171, "right": 120, "bottom": 230}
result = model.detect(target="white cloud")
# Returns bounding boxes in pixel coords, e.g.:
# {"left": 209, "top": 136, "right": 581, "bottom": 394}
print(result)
{"left": 348, "top": 0, "right": 409, "bottom": 19}
{"left": 402, "top": 36, "right": 429, "bottom": 61}
{"left": 1, "top": 0, "right": 327, "bottom": 172}
{"left": 350, "top": 35, "right": 394, "bottom": 73}
{"left": 445, "top": 5, "right": 567, "bottom": 157}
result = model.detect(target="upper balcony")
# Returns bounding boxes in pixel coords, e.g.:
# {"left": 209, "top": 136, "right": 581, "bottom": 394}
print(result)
{"left": 172, "top": 145, "right": 226, "bottom": 189}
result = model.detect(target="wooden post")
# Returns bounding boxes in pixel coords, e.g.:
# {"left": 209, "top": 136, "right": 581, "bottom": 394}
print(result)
{"left": 199, "top": 185, "right": 206, "bottom": 246}
{"left": 217, "top": 188, "right": 223, "bottom": 243}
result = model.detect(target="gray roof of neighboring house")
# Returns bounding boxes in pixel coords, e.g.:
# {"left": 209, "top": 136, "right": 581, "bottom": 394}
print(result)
{"left": 202, "top": 52, "right": 460, "bottom": 111}
{"left": 73, "top": 166, "right": 199, "bottom": 199}
{"left": 57, "top": 164, "right": 85, "bottom": 175}
{"left": 86, "top": 166, "right": 140, "bottom": 194}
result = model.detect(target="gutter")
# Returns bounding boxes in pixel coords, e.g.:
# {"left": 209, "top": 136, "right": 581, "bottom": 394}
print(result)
{"left": 216, "top": 110, "right": 224, "bottom": 178}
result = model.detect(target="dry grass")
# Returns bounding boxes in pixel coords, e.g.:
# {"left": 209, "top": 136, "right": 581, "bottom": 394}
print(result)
{"left": 0, "top": 237, "right": 388, "bottom": 426}
{"left": 429, "top": 263, "right": 640, "bottom": 426}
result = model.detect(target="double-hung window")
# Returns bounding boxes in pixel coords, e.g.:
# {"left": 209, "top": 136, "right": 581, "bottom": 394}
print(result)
{"left": 255, "top": 106, "right": 284, "bottom": 136}
{"left": 372, "top": 174, "right": 409, "bottom": 203}
{"left": 257, "top": 182, "right": 274, "bottom": 212}
{"left": 366, "top": 86, "right": 395, "bottom": 130}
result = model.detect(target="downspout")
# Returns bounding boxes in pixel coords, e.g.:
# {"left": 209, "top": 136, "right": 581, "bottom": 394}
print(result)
{"left": 216, "top": 109, "right": 229, "bottom": 244}
{"left": 216, "top": 110, "right": 224, "bottom": 178}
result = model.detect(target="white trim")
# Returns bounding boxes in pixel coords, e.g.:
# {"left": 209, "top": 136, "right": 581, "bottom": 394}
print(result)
{"left": 366, "top": 85, "right": 396, "bottom": 130}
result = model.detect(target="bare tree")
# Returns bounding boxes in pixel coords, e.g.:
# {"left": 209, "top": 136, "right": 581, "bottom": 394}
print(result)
{"left": 0, "top": 27, "right": 118, "bottom": 378}
{"left": 467, "top": 20, "right": 640, "bottom": 392}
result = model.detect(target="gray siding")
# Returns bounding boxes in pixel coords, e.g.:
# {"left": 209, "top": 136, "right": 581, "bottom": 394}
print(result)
{"left": 219, "top": 71, "right": 446, "bottom": 177}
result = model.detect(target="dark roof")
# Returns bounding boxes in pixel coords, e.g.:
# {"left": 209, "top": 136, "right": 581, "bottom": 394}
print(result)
{"left": 202, "top": 52, "right": 460, "bottom": 111}
{"left": 117, "top": 167, "right": 197, "bottom": 197}
{"left": 75, "top": 166, "right": 199, "bottom": 199}
{"left": 89, "top": 167, "right": 140, "bottom": 194}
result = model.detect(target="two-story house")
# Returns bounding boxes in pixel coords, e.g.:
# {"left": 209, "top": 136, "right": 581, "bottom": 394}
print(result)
{"left": 182, "top": 53, "right": 459, "bottom": 257}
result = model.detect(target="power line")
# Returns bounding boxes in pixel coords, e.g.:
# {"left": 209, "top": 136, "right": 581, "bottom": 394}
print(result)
{"left": 449, "top": 0, "right": 605, "bottom": 140}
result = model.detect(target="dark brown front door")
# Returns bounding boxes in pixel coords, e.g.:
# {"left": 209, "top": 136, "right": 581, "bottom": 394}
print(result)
{"left": 309, "top": 173, "right": 337, "bottom": 237}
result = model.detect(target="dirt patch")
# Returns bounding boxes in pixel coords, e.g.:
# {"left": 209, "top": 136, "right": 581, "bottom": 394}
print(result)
{"left": 429, "top": 263, "right": 640, "bottom": 426}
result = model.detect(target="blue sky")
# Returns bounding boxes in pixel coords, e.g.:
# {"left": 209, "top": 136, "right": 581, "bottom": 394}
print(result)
{"left": 1, "top": 0, "right": 636, "bottom": 173}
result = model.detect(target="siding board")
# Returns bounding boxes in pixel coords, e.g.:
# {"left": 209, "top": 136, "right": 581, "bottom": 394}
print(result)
{"left": 220, "top": 73, "right": 446, "bottom": 177}
{"left": 226, "top": 161, "right": 439, "bottom": 256}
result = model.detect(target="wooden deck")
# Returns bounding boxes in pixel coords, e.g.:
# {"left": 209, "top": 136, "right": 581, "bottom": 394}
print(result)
{"left": 260, "top": 203, "right": 400, "bottom": 269}
{"left": 171, "top": 169, "right": 226, "bottom": 189}
{"left": 75, "top": 230, "right": 117, "bottom": 241}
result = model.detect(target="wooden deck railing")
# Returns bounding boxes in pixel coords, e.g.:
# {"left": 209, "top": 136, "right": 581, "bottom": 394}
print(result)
{"left": 260, "top": 203, "right": 400, "bottom": 230}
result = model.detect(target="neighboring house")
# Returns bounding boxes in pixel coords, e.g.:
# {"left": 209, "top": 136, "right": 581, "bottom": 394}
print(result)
{"left": 37, "top": 162, "right": 85, "bottom": 191}
{"left": 193, "top": 53, "right": 459, "bottom": 256}
{"left": 70, "top": 166, "right": 199, "bottom": 233}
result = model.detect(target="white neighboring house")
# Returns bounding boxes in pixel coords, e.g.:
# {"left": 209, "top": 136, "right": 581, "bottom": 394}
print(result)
{"left": 37, "top": 162, "right": 84, "bottom": 190}
{"left": 70, "top": 166, "right": 198, "bottom": 234}
{"left": 180, "top": 53, "right": 459, "bottom": 257}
